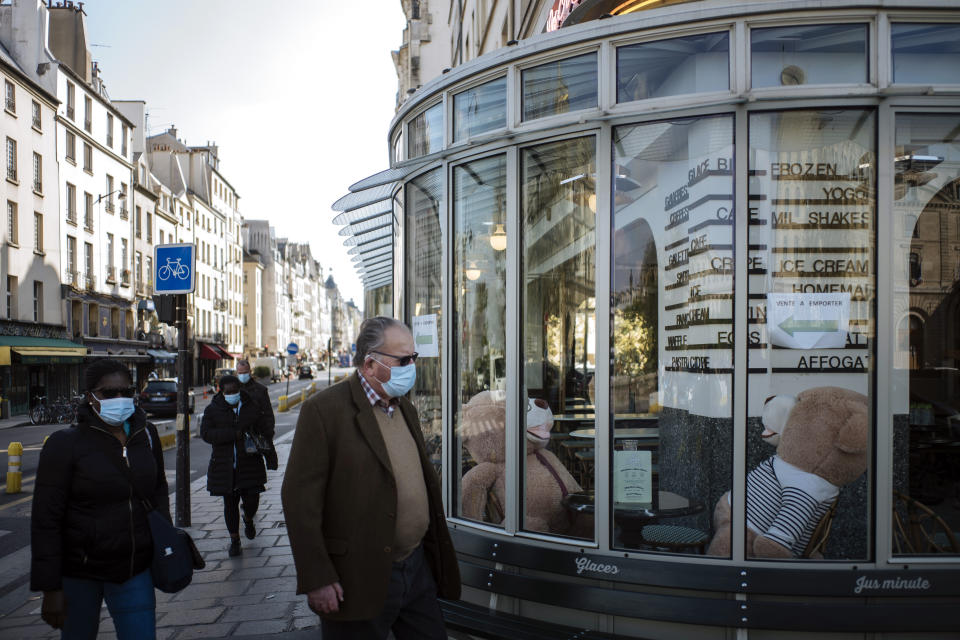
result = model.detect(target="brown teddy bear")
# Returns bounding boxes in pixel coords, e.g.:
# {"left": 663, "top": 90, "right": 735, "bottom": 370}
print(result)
{"left": 459, "top": 390, "right": 582, "bottom": 534}
{"left": 707, "top": 386, "right": 869, "bottom": 558}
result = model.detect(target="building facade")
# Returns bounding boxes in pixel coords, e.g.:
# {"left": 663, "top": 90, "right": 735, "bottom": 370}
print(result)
{"left": 334, "top": 1, "right": 960, "bottom": 637}
{"left": 0, "top": 22, "right": 77, "bottom": 416}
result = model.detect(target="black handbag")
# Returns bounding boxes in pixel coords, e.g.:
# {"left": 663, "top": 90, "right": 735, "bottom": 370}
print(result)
{"left": 111, "top": 451, "right": 205, "bottom": 593}
{"left": 245, "top": 431, "right": 278, "bottom": 470}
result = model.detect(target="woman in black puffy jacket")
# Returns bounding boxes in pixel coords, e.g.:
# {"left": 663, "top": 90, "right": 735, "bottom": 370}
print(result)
{"left": 31, "top": 359, "right": 169, "bottom": 639}
{"left": 201, "top": 374, "right": 272, "bottom": 556}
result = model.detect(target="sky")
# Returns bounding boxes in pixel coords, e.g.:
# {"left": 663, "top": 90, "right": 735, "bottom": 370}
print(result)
{"left": 82, "top": 0, "right": 408, "bottom": 308}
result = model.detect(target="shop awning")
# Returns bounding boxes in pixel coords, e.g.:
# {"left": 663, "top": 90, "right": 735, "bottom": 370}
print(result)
{"left": 331, "top": 160, "right": 431, "bottom": 291}
{"left": 198, "top": 343, "right": 221, "bottom": 360}
{"left": 86, "top": 347, "right": 151, "bottom": 363}
{"left": 148, "top": 349, "right": 177, "bottom": 363}
{"left": 0, "top": 336, "right": 86, "bottom": 365}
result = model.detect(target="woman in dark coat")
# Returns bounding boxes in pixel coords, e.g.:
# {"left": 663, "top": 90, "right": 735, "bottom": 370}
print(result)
{"left": 31, "top": 359, "right": 169, "bottom": 639}
{"left": 201, "top": 374, "right": 273, "bottom": 556}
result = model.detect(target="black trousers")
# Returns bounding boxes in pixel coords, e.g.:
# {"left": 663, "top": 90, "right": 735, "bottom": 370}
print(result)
{"left": 321, "top": 544, "right": 447, "bottom": 640}
{"left": 223, "top": 488, "right": 260, "bottom": 535}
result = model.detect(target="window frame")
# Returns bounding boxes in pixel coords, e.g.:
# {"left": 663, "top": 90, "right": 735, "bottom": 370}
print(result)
{"left": 33, "top": 211, "right": 43, "bottom": 254}
{"left": 6, "top": 137, "right": 17, "bottom": 182}
{"left": 4, "top": 79, "right": 15, "bottom": 113}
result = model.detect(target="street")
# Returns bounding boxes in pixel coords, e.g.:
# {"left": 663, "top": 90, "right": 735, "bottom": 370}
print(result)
{"left": 0, "top": 370, "right": 351, "bottom": 627}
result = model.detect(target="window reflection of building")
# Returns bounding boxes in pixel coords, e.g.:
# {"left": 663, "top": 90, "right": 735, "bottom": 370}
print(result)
{"left": 894, "top": 113, "right": 960, "bottom": 555}
{"left": 613, "top": 115, "right": 735, "bottom": 554}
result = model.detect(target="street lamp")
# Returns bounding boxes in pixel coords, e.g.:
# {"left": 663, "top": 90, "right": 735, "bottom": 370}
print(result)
{"left": 94, "top": 188, "right": 127, "bottom": 206}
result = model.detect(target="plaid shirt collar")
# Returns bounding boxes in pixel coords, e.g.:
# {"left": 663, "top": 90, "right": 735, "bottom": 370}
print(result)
{"left": 357, "top": 371, "right": 398, "bottom": 416}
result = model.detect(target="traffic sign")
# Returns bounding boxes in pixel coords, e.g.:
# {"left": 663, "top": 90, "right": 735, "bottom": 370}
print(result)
{"left": 154, "top": 243, "right": 196, "bottom": 294}
{"left": 286, "top": 342, "right": 299, "bottom": 355}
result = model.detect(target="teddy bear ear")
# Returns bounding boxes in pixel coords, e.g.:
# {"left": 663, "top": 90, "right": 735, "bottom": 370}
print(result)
{"left": 835, "top": 402, "right": 869, "bottom": 454}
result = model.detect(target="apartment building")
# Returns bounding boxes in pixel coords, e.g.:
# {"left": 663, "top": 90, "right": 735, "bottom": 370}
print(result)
{"left": 0, "top": 35, "right": 73, "bottom": 415}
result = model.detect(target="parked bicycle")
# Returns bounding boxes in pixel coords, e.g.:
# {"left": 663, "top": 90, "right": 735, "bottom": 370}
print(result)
{"left": 30, "top": 395, "right": 81, "bottom": 425}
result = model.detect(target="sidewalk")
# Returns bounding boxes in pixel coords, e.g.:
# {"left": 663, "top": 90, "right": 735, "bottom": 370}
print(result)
{"left": 0, "top": 430, "right": 322, "bottom": 639}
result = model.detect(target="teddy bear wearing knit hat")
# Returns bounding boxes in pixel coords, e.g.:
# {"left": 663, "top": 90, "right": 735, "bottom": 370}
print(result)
{"left": 459, "top": 390, "right": 582, "bottom": 535}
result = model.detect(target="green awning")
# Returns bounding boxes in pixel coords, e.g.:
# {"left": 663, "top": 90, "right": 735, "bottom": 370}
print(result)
{"left": 0, "top": 336, "right": 86, "bottom": 365}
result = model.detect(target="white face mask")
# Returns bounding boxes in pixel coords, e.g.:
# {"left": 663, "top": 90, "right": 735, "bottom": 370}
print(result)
{"left": 94, "top": 397, "right": 136, "bottom": 426}
{"left": 371, "top": 360, "right": 417, "bottom": 398}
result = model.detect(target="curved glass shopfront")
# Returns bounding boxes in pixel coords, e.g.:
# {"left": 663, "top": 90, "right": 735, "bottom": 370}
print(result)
{"left": 341, "top": 3, "right": 960, "bottom": 636}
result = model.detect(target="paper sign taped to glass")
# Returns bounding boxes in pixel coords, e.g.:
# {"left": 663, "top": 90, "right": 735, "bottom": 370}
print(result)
{"left": 766, "top": 292, "right": 850, "bottom": 349}
{"left": 614, "top": 450, "right": 653, "bottom": 504}
{"left": 412, "top": 314, "right": 439, "bottom": 358}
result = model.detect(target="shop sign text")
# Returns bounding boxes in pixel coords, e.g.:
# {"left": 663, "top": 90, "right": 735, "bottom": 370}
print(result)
{"left": 575, "top": 557, "right": 620, "bottom": 576}
{"left": 853, "top": 575, "right": 930, "bottom": 594}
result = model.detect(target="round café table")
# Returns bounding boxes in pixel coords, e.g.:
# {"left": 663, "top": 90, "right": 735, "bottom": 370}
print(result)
{"left": 562, "top": 490, "right": 708, "bottom": 553}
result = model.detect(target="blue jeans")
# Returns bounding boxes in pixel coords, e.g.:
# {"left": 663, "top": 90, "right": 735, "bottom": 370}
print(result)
{"left": 61, "top": 569, "right": 156, "bottom": 640}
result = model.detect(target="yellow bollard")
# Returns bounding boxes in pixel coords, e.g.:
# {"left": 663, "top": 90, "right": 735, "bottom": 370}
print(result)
{"left": 300, "top": 389, "right": 306, "bottom": 405}
{"left": 278, "top": 395, "right": 288, "bottom": 412}
{"left": 6, "top": 442, "right": 23, "bottom": 494}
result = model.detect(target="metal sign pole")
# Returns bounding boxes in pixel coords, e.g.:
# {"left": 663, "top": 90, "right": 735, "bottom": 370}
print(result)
{"left": 328, "top": 337, "right": 332, "bottom": 387}
{"left": 175, "top": 293, "right": 191, "bottom": 527}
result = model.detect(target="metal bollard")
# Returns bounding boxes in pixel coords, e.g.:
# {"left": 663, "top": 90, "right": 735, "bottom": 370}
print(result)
{"left": 278, "top": 395, "right": 288, "bottom": 412}
{"left": 6, "top": 442, "right": 23, "bottom": 494}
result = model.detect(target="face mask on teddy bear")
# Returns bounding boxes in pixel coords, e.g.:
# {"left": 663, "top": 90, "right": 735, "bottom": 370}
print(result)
{"left": 760, "top": 395, "right": 796, "bottom": 447}
{"left": 525, "top": 398, "right": 554, "bottom": 449}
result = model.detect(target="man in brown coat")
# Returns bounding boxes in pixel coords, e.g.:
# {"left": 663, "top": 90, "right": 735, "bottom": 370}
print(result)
{"left": 282, "top": 317, "right": 460, "bottom": 639}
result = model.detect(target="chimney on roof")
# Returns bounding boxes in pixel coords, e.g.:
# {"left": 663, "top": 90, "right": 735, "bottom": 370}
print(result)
{"left": 47, "top": 0, "right": 93, "bottom": 82}
{"left": 168, "top": 125, "right": 177, "bottom": 139}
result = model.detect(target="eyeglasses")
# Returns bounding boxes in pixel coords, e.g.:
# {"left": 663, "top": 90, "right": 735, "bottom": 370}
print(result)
{"left": 94, "top": 386, "right": 136, "bottom": 399}
{"left": 369, "top": 350, "right": 419, "bottom": 367}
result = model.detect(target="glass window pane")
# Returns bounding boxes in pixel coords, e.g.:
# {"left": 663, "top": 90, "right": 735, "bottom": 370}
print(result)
{"left": 408, "top": 103, "right": 443, "bottom": 158}
{"left": 453, "top": 77, "right": 507, "bottom": 142}
{"left": 751, "top": 24, "right": 868, "bottom": 88}
{"left": 892, "top": 24, "right": 960, "bottom": 85}
{"left": 522, "top": 52, "right": 597, "bottom": 121}
{"left": 453, "top": 154, "right": 507, "bottom": 526}
{"left": 405, "top": 169, "right": 444, "bottom": 480}
{"left": 891, "top": 113, "right": 960, "bottom": 556}
{"left": 747, "top": 109, "right": 875, "bottom": 560}
{"left": 613, "top": 116, "right": 734, "bottom": 555}
{"left": 617, "top": 32, "right": 729, "bottom": 103}
{"left": 521, "top": 137, "right": 596, "bottom": 539}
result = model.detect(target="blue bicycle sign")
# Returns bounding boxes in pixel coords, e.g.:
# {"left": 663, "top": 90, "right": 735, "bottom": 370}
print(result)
{"left": 154, "top": 243, "right": 196, "bottom": 294}
{"left": 157, "top": 256, "right": 191, "bottom": 281}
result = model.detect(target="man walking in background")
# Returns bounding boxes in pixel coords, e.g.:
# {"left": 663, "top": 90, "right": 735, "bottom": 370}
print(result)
{"left": 282, "top": 317, "right": 460, "bottom": 639}
{"left": 236, "top": 360, "right": 278, "bottom": 476}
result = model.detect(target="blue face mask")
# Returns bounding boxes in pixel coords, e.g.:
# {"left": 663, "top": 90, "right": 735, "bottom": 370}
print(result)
{"left": 224, "top": 393, "right": 241, "bottom": 406}
{"left": 373, "top": 361, "right": 417, "bottom": 398}
{"left": 94, "top": 397, "right": 136, "bottom": 427}
{"left": 237, "top": 373, "right": 251, "bottom": 384}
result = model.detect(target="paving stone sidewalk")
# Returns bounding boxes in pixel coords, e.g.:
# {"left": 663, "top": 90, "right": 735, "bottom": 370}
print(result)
{"left": 0, "top": 439, "right": 323, "bottom": 639}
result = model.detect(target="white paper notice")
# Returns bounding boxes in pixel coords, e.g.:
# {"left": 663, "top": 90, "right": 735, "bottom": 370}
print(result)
{"left": 412, "top": 314, "right": 440, "bottom": 358}
{"left": 767, "top": 292, "right": 850, "bottom": 349}
{"left": 614, "top": 450, "right": 653, "bottom": 504}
